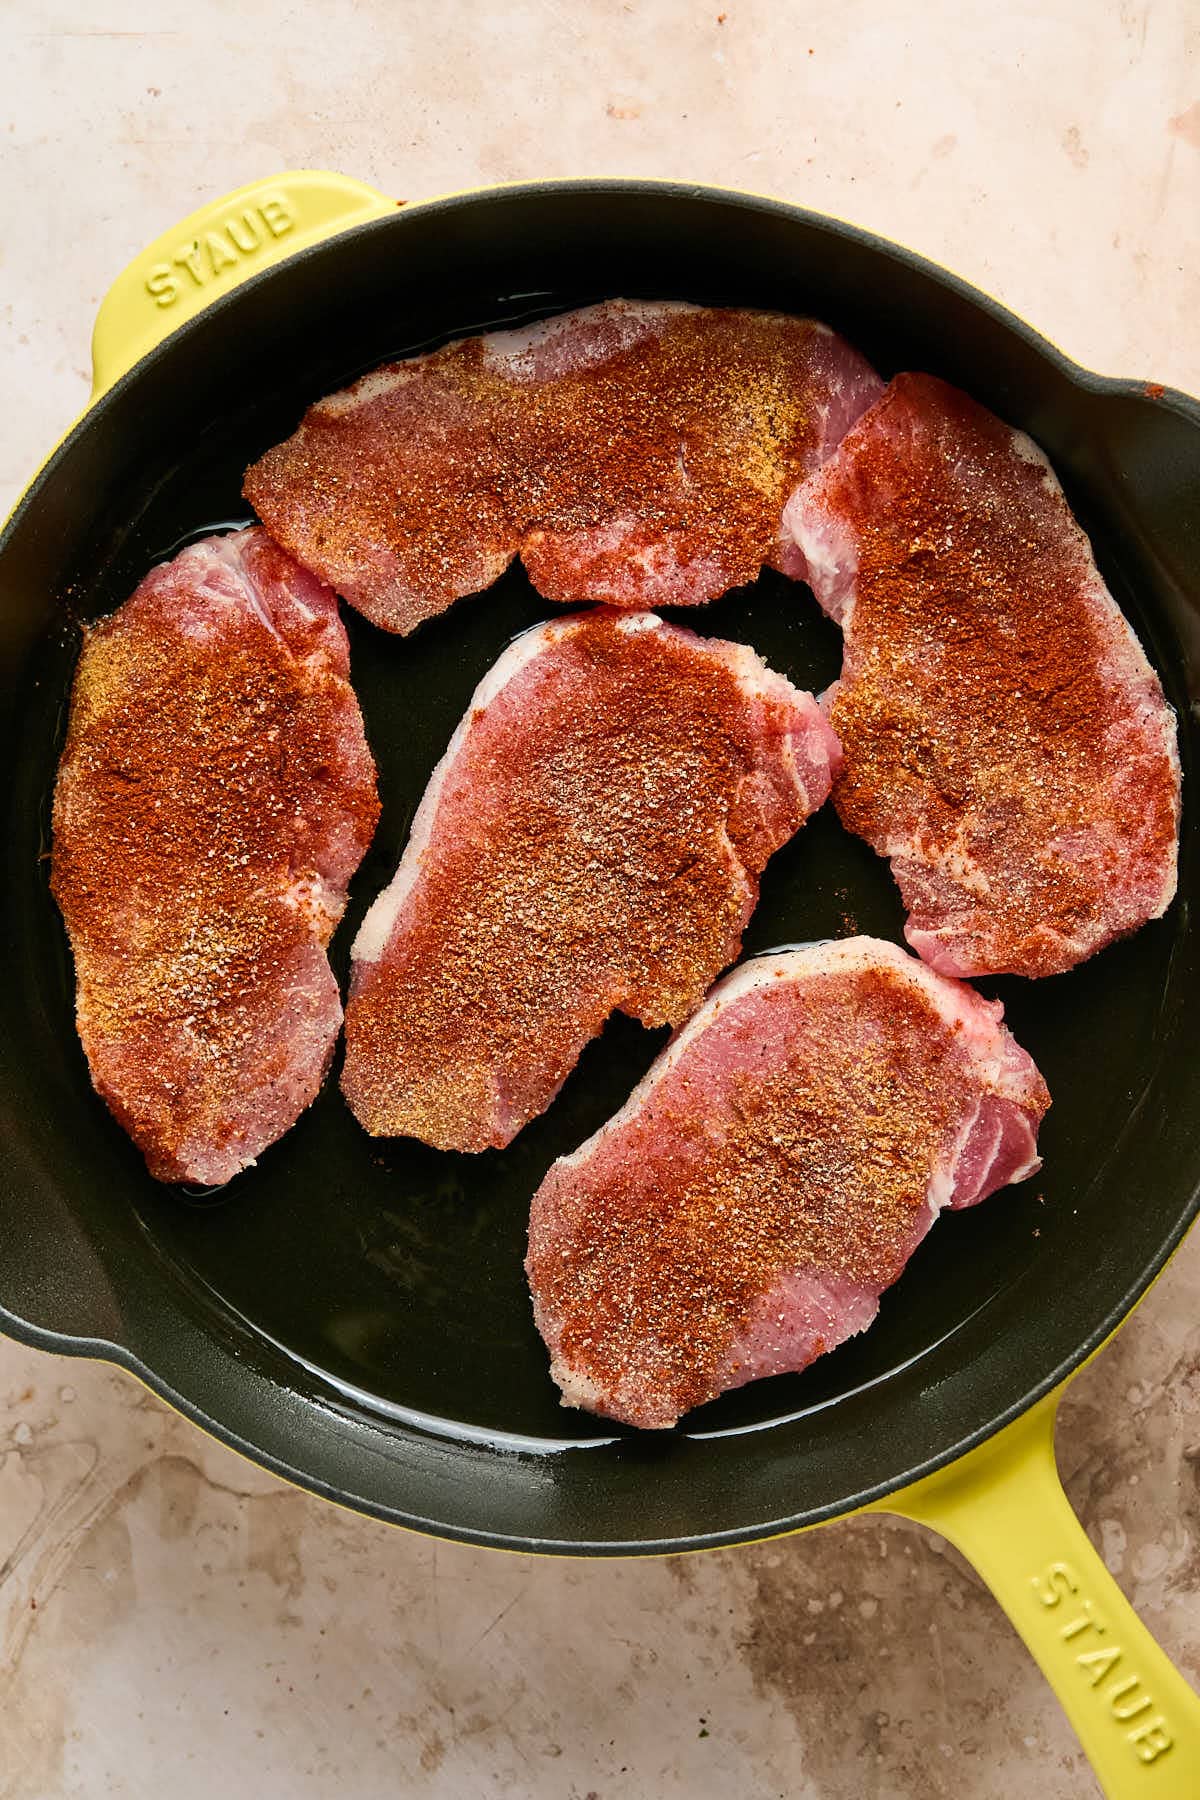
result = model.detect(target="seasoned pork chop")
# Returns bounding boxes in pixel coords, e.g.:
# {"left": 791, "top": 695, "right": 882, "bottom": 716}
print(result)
{"left": 245, "top": 300, "right": 882, "bottom": 633}
{"left": 51, "top": 529, "right": 379, "bottom": 1183}
{"left": 342, "top": 609, "right": 840, "bottom": 1150}
{"left": 527, "top": 936, "right": 1049, "bottom": 1429}
{"left": 783, "top": 374, "right": 1181, "bottom": 978}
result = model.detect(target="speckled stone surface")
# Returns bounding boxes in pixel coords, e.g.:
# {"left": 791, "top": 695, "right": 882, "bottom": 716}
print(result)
{"left": 1, "top": 4, "right": 1198, "bottom": 1796}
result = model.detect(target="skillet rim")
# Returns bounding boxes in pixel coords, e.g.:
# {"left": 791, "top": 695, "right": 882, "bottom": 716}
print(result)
{"left": 1, "top": 176, "right": 1197, "bottom": 1553}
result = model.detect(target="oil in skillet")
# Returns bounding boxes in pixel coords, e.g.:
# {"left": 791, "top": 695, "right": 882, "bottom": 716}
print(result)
{"left": 152, "top": 516, "right": 258, "bottom": 563}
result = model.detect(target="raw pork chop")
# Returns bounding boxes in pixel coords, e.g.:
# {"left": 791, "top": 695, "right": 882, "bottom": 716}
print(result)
{"left": 342, "top": 608, "right": 840, "bottom": 1151}
{"left": 51, "top": 529, "right": 380, "bottom": 1184}
{"left": 244, "top": 301, "right": 882, "bottom": 633}
{"left": 783, "top": 373, "right": 1181, "bottom": 978}
{"left": 527, "top": 936, "right": 1049, "bottom": 1429}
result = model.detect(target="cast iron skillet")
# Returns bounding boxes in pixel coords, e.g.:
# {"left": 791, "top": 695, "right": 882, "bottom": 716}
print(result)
{"left": 1, "top": 176, "right": 1198, "bottom": 1790}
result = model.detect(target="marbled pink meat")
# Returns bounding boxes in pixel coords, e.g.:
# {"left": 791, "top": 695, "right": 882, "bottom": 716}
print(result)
{"left": 783, "top": 373, "right": 1181, "bottom": 978}
{"left": 245, "top": 300, "right": 882, "bottom": 633}
{"left": 527, "top": 936, "right": 1049, "bottom": 1429}
{"left": 51, "top": 529, "right": 380, "bottom": 1184}
{"left": 342, "top": 608, "right": 839, "bottom": 1151}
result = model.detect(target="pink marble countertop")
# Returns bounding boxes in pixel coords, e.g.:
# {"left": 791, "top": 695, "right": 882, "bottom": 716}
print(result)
{"left": 2, "top": 4, "right": 1198, "bottom": 1796}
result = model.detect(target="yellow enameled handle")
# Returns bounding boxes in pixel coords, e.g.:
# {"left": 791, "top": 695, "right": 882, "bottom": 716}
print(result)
{"left": 89, "top": 169, "right": 397, "bottom": 399}
{"left": 873, "top": 1391, "right": 1200, "bottom": 1795}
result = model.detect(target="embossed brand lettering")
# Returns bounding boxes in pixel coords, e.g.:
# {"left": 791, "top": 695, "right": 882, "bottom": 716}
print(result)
{"left": 1077, "top": 1645, "right": 1121, "bottom": 1683}
{"left": 1128, "top": 1717, "right": 1173, "bottom": 1763}
{"left": 260, "top": 194, "right": 294, "bottom": 236}
{"left": 143, "top": 193, "right": 297, "bottom": 308}
{"left": 175, "top": 243, "right": 204, "bottom": 285}
{"left": 1107, "top": 1676, "right": 1152, "bottom": 1723}
{"left": 204, "top": 229, "right": 238, "bottom": 273}
{"left": 226, "top": 211, "right": 262, "bottom": 254}
{"left": 1030, "top": 1561, "right": 1079, "bottom": 1606}
{"left": 1029, "top": 1561, "right": 1174, "bottom": 1765}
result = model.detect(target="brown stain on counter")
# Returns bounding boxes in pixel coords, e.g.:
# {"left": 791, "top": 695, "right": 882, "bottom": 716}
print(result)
{"left": 1168, "top": 103, "right": 1200, "bottom": 149}
{"left": 719, "top": 1517, "right": 1093, "bottom": 1796}
{"left": 419, "top": 1729, "right": 447, "bottom": 1774}
{"left": 1062, "top": 124, "right": 1089, "bottom": 168}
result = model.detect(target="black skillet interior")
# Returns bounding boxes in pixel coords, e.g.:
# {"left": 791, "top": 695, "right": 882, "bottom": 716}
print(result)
{"left": 1, "top": 184, "right": 1198, "bottom": 1551}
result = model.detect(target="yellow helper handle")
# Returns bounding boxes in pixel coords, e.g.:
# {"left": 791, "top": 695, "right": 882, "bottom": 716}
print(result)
{"left": 870, "top": 1390, "right": 1200, "bottom": 1796}
{"left": 89, "top": 170, "right": 397, "bottom": 400}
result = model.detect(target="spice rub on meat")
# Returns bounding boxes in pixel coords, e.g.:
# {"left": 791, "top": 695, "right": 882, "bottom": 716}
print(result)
{"left": 51, "top": 529, "right": 380, "bottom": 1184}
{"left": 527, "top": 936, "right": 1049, "bottom": 1430}
{"left": 341, "top": 609, "right": 840, "bottom": 1151}
{"left": 244, "top": 300, "right": 883, "bottom": 634}
{"left": 784, "top": 374, "right": 1181, "bottom": 979}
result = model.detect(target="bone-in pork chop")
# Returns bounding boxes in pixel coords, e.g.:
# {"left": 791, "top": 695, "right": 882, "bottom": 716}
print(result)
{"left": 51, "top": 529, "right": 380, "bottom": 1184}
{"left": 341, "top": 609, "right": 840, "bottom": 1151}
{"left": 244, "top": 301, "right": 883, "bottom": 633}
{"left": 783, "top": 374, "right": 1181, "bottom": 978}
{"left": 527, "top": 936, "right": 1049, "bottom": 1429}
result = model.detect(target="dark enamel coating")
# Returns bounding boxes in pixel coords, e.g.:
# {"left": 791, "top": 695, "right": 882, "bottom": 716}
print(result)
{"left": 0, "top": 182, "right": 1197, "bottom": 1551}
